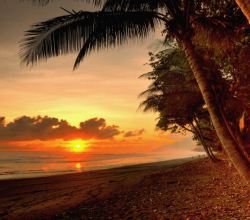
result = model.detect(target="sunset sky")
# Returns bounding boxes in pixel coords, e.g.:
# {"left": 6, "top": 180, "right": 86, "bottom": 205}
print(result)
{"left": 0, "top": 1, "right": 198, "bottom": 160}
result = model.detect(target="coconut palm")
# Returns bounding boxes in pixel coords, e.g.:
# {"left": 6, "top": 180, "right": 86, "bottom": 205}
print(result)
{"left": 139, "top": 48, "right": 220, "bottom": 161}
{"left": 21, "top": 0, "right": 250, "bottom": 182}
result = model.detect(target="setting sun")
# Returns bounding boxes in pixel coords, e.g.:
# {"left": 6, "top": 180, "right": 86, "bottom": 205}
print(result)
{"left": 68, "top": 140, "right": 89, "bottom": 153}
{"left": 75, "top": 144, "right": 81, "bottom": 150}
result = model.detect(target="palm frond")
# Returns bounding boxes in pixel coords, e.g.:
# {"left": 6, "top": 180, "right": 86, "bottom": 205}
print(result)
{"left": 139, "top": 71, "right": 156, "bottom": 79}
{"left": 102, "top": 0, "right": 170, "bottom": 12}
{"left": 73, "top": 11, "right": 162, "bottom": 69}
{"left": 21, "top": 11, "right": 97, "bottom": 65}
{"left": 191, "top": 16, "right": 239, "bottom": 52}
{"left": 21, "top": 10, "right": 163, "bottom": 68}
{"left": 138, "top": 95, "right": 163, "bottom": 112}
{"left": 22, "top": 0, "right": 103, "bottom": 6}
{"left": 138, "top": 87, "right": 162, "bottom": 98}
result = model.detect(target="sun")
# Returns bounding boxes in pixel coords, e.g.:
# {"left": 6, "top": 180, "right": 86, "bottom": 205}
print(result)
{"left": 68, "top": 140, "right": 89, "bottom": 153}
{"left": 75, "top": 144, "right": 81, "bottom": 150}
{"left": 72, "top": 144, "right": 85, "bottom": 152}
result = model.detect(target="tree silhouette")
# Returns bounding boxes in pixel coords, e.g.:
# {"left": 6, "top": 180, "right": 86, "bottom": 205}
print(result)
{"left": 139, "top": 47, "right": 220, "bottom": 161}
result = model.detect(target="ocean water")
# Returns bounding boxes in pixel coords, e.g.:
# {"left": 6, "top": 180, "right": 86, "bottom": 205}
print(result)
{"left": 0, "top": 151, "right": 197, "bottom": 180}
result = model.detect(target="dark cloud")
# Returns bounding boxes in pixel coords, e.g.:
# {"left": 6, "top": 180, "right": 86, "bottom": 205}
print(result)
{"left": 0, "top": 116, "right": 122, "bottom": 142}
{"left": 79, "top": 118, "right": 121, "bottom": 139}
{"left": 123, "top": 129, "right": 145, "bottom": 138}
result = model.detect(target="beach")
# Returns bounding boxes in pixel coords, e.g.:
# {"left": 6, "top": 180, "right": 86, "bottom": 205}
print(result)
{"left": 0, "top": 157, "right": 249, "bottom": 220}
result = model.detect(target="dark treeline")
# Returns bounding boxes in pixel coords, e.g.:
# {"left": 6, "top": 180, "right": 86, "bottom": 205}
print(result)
{"left": 139, "top": 46, "right": 221, "bottom": 162}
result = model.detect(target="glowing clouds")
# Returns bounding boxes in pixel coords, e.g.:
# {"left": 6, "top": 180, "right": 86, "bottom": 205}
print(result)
{"left": 0, "top": 115, "right": 147, "bottom": 153}
{"left": 0, "top": 116, "right": 122, "bottom": 142}
{"left": 79, "top": 118, "right": 121, "bottom": 139}
{"left": 123, "top": 129, "right": 145, "bottom": 138}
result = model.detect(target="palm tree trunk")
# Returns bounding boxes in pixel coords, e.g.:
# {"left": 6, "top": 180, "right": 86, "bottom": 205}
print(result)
{"left": 193, "top": 118, "right": 220, "bottom": 162}
{"left": 219, "top": 105, "right": 250, "bottom": 162}
{"left": 235, "top": 0, "right": 250, "bottom": 24}
{"left": 190, "top": 122, "right": 218, "bottom": 162}
{"left": 180, "top": 38, "right": 250, "bottom": 183}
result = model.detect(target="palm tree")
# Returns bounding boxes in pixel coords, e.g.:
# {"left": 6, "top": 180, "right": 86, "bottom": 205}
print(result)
{"left": 21, "top": 0, "right": 250, "bottom": 182}
{"left": 139, "top": 48, "right": 220, "bottom": 161}
{"left": 235, "top": 0, "right": 250, "bottom": 24}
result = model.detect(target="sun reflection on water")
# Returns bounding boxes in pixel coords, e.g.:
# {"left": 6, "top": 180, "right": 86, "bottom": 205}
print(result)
{"left": 75, "top": 163, "right": 82, "bottom": 171}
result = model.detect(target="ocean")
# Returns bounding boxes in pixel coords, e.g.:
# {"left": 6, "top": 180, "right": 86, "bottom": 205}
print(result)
{"left": 0, "top": 151, "right": 200, "bottom": 180}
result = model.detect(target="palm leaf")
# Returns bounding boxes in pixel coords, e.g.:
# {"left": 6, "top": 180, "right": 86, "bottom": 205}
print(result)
{"left": 21, "top": 10, "right": 163, "bottom": 68}
{"left": 191, "top": 16, "right": 238, "bottom": 52}
{"left": 102, "top": 0, "right": 173, "bottom": 12}
{"left": 73, "top": 11, "right": 162, "bottom": 69}
{"left": 138, "top": 95, "right": 163, "bottom": 112}
{"left": 22, "top": 0, "right": 103, "bottom": 6}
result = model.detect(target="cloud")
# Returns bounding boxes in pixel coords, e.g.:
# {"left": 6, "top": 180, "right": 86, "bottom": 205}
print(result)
{"left": 79, "top": 118, "right": 121, "bottom": 139}
{"left": 0, "top": 116, "right": 122, "bottom": 142}
{"left": 123, "top": 129, "right": 145, "bottom": 138}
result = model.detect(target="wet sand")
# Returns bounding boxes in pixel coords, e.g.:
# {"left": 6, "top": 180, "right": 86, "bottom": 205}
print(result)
{"left": 0, "top": 157, "right": 249, "bottom": 220}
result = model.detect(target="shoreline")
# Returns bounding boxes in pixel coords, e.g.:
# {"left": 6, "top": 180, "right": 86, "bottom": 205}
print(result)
{"left": 0, "top": 157, "right": 198, "bottom": 219}
{"left": 0, "top": 156, "right": 200, "bottom": 181}
{"left": 0, "top": 157, "right": 249, "bottom": 219}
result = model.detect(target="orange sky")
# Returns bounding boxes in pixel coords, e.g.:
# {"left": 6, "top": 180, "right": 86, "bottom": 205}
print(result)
{"left": 0, "top": 1, "right": 199, "bottom": 159}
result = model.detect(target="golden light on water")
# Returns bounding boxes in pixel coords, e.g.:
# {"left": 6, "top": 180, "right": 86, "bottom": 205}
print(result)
{"left": 75, "top": 163, "right": 82, "bottom": 170}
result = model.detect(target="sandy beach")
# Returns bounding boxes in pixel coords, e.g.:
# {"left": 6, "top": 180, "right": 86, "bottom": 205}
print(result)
{"left": 0, "top": 157, "right": 249, "bottom": 220}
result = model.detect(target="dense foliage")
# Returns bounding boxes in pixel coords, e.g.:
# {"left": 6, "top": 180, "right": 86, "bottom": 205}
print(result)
{"left": 139, "top": 46, "right": 221, "bottom": 161}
